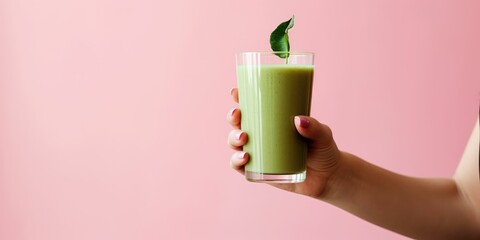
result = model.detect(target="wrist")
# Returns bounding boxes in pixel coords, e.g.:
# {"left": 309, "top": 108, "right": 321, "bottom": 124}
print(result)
{"left": 316, "top": 151, "right": 356, "bottom": 201}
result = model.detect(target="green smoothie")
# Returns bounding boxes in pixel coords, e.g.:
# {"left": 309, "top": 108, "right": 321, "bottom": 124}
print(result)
{"left": 237, "top": 64, "right": 314, "bottom": 175}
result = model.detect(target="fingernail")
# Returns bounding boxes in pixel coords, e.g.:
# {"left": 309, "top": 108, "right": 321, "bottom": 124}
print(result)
{"left": 295, "top": 116, "right": 310, "bottom": 128}
{"left": 234, "top": 131, "right": 244, "bottom": 140}
{"left": 228, "top": 108, "right": 237, "bottom": 117}
{"left": 230, "top": 88, "right": 235, "bottom": 96}
{"left": 236, "top": 151, "right": 246, "bottom": 159}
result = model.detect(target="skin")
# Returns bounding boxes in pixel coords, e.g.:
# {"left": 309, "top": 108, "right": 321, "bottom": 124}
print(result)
{"left": 227, "top": 88, "right": 480, "bottom": 239}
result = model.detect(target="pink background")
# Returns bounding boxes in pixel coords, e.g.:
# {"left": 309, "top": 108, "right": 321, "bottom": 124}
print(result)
{"left": 1, "top": 0, "right": 479, "bottom": 239}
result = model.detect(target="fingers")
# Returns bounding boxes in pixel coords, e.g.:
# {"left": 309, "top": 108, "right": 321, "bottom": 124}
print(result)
{"left": 227, "top": 130, "right": 248, "bottom": 150}
{"left": 227, "top": 107, "right": 241, "bottom": 129}
{"left": 228, "top": 87, "right": 247, "bottom": 175}
{"left": 227, "top": 87, "right": 241, "bottom": 129}
{"left": 230, "top": 151, "right": 249, "bottom": 174}
{"left": 230, "top": 88, "right": 239, "bottom": 103}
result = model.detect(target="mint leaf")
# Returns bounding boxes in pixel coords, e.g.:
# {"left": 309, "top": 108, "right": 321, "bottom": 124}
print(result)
{"left": 270, "top": 15, "right": 295, "bottom": 59}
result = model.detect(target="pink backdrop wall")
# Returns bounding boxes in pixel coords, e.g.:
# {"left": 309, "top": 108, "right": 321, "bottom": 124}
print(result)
{"left": 1, "top": 0, "right": 479, "bottom": 239}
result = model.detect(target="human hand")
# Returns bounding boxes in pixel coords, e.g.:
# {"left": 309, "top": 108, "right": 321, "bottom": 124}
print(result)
{"left": 227, "top": 88, "right": 342, "bottom": 198}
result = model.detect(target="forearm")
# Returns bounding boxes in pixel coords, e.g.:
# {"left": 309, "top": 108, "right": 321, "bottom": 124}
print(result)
{"left": 320, "top": 152, "right": 480, "bottom": 239}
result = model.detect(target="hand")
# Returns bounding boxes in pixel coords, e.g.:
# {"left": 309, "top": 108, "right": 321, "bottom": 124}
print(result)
{"left": 227, "top": 88, "right": 343, "bottom": 198}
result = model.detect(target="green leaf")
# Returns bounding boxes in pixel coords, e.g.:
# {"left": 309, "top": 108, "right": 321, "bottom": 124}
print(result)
{"left": 270, "top": 15, "right": 295, "bottom": 59}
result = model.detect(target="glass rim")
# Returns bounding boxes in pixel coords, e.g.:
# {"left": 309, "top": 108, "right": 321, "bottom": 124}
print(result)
{"left": 236, "top": 51, "right": 314, "bottom": 56}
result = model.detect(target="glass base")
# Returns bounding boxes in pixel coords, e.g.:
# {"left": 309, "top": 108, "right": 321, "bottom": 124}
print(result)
{"left": 245, "top": 171, "right": 306, "bottom": 183}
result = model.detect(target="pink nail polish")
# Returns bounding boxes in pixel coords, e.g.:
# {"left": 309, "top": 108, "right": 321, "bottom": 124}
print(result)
{"left": 295, "top": 116, "right": 310, "bottom": 128}
{"left": 229, "top": 108, "right": 237, "bottom": 117}
{"left": 294, "top": 116, "right": 301, "bottom": 126}
{"left": 234, "top": 131, "right": 244, "bottom": 140}
{"left": 236, "top": 152, "right": 246, "bottom": 159}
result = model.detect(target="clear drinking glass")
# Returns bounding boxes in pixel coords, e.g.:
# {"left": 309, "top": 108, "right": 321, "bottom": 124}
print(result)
{"left": 236, "top": 52, "right": 314, "bottom": 183}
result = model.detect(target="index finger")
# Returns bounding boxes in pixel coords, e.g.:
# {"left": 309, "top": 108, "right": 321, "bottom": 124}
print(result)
{"left": 230, "top": 88, "right": 239, "bottom": 103}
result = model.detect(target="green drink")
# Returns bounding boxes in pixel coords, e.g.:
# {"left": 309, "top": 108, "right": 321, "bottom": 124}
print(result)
{"left": 236, "top": 52, "right": 314, "bottom": 183}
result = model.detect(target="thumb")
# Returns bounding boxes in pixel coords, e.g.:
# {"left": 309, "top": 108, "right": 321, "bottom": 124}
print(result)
{"left": 294, "top": 116, "right": 340, "bottom": 173}
{"left": 294, "top": 116, "right": 335, "bottom": 148}
{"left": 295, "top": 116, "right": 339, "bottom": 164}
